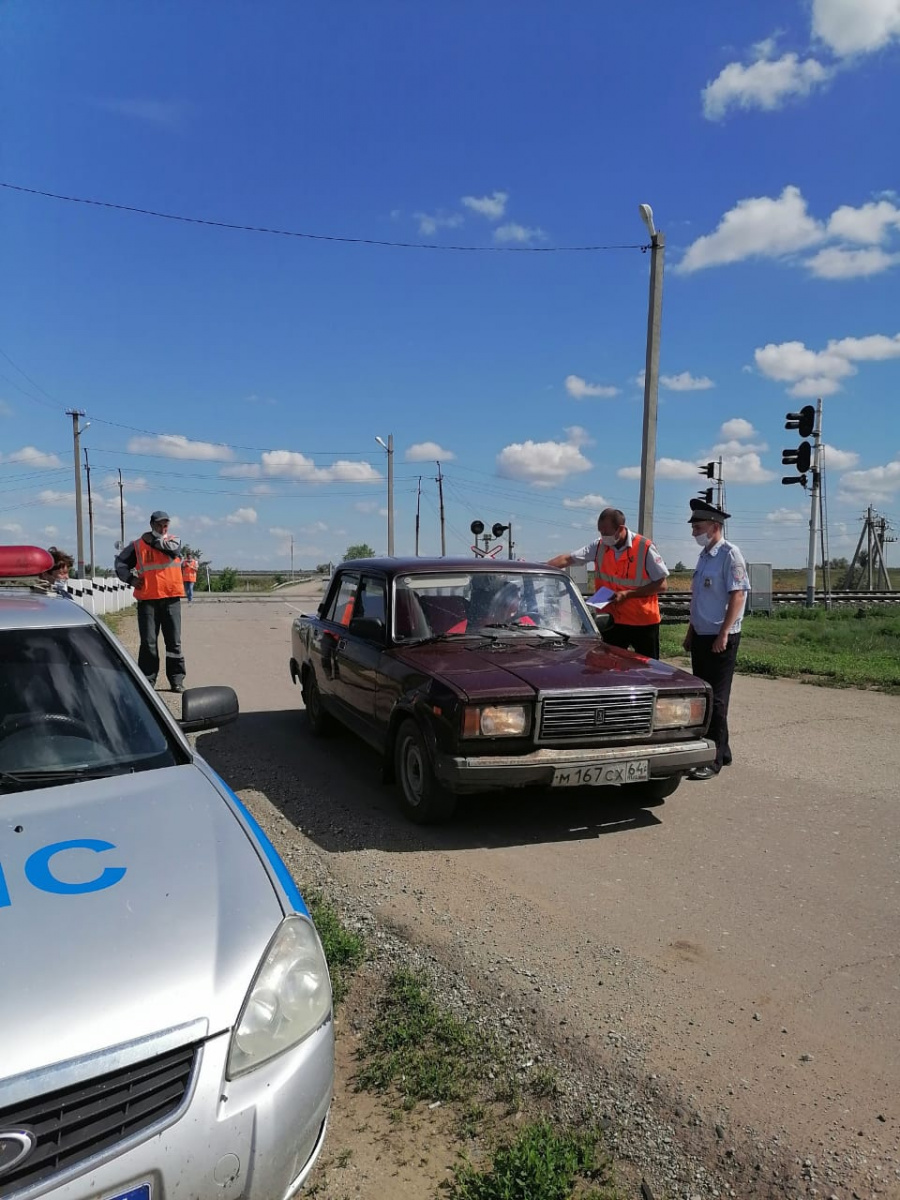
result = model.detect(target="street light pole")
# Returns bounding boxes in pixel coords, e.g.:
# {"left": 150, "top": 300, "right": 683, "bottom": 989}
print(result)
{"left": 375, "top": 435, "right": 395, "bottom": 556}
{"left": 637, "top": 204, "right": 665, "bottom": 541}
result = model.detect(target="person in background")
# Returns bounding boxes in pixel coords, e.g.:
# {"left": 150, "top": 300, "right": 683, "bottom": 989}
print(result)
{"left": 181, "top": 553, "right": 199, "bottom": 602}
{"left": 42, "top": 546, "right": 74, "bottom": 597}
{"left": 682, "top": 497, "right": 750, "bottom": 780}
{"left": 115, "top": 510, "right": 187, "bottom": 692}
{"left": 547, "top": 507, "right": 669, "bottom": 658}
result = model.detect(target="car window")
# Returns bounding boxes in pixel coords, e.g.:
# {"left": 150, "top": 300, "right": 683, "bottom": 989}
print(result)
{"left": 324, "top": 574, "right": 359, "bottom": 626}
{"left": 357, "top": 576, "right": 387, "bottom": 626}
{"left": 394, "top": 572, "right": 595, "bottom": 638}
{"left": 0, "top": 626, "right": 183, "bottom": 788}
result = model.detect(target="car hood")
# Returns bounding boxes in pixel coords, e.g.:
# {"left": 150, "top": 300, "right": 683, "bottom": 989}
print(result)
{"left": 0, "top": 766, "right": 283, "bottom": 1080}
{"left": 396, "top": 636, "right": 700, "bottom": 700}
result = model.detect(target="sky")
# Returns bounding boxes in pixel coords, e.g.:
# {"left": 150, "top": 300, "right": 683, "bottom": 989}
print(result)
{"left": 1, "top": 0, "right": 899, "bottom": 572}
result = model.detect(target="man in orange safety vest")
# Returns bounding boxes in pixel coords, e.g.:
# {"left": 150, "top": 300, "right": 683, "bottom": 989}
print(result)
{"left": 181, "top": 554, "right": 199, "bottom": 602}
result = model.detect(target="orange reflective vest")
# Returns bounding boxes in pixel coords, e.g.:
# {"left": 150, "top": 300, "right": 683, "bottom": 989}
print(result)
{"left": 593, "top": 533, "right": 660, "bottom": 626}
{"left": 181, "top": 557, "right": 199, "bottom": 582}
{"left": 133, "top": 538, "right": 184, "bottom": 600}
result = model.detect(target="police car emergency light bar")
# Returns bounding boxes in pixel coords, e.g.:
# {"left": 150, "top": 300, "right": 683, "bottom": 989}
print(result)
{"left": 0, "top": 546, "right": 54, "bottom": 577}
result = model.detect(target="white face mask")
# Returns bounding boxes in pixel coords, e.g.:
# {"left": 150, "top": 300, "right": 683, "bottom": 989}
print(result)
{"left": 600, "top": 533, "right": 618, "bottom": 548}
{"left": 693, "top": 530, "right": 713, "bottom": 548}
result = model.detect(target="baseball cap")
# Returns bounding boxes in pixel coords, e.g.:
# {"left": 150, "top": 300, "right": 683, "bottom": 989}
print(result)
{"left": 150, "top": 510, "right": 171, "bottom": 524}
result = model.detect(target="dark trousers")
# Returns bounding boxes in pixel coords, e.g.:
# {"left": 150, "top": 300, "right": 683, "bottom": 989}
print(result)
{"left": 690, "top": 633, "right": 740, "bottom": 771}
{"left": 137, "top": 598, "right": 185, "bottom": 686}
{"left": 601, "top": 621, "right": 661, "bottom": 660}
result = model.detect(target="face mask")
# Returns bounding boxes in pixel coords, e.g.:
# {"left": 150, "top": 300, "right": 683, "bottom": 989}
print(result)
{"left": 693, "top": 530, "right": 713, "bottom": 548}
{"left": 600, "top": 534, "right": 618, "bottom": 547}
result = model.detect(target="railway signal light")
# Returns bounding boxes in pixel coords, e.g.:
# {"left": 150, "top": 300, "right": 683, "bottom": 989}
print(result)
{"left": 782, "top": 407, "right": 814, "bottom": 487}
{"left": 697, "top": 488, "right": 714, "bottom": 505}
{"left": 491, "top": 523, "right": 509, "bottom": 538}
{"left": 470, "top": 520, "right": 485, "bottom": 536}
{"left": 782, "top": 442, "right": 812, "bottom": 473}
{"left": 785, "top": 405, "right": 815, "bottom": 438}
{"left": 698, "top": 461, "right": 715, "bottom": 478}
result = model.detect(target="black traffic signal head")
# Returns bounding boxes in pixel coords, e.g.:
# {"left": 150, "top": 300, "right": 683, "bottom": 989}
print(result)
{"left": 491, "top": 522, "right": 509, "bottom": 539}
{"left": 470, "top": 520, "right": 485, "bottom": 536}
{"left": 697, "top": 488, "right": 714, "bottom": 505}
{"left": 698, "top": 461, "right": 716, "bottom": 478}
{"left": 781, "top": 474, "right": 808, "bottom": 487}
{"left": 785, "top": 405, "right": 815, "bottom": 438}
{"left": 782, "top": 442, "right": 812, "bottom": 473}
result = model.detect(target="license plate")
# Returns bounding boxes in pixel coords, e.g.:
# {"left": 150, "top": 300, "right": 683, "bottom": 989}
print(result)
{"left": 552, "top": 760, "right": 649, "bottom": 787}
{"left": 108, "top": 1187, "right": 150, "bottom": 1200}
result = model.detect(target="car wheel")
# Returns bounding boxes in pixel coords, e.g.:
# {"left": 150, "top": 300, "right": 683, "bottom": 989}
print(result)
{"left": 626, "top": 776, "right": 682, "bottom": 804}
{"left": 302, "top": 670, "right": 333, "bottom": 737}
{"left": 394, "top": 719, "right": 457, "bottom": 824}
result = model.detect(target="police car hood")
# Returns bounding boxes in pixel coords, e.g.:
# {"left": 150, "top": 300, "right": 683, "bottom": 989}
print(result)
{"left": 0, "top": 766, "right": 284, "bottom": 1079}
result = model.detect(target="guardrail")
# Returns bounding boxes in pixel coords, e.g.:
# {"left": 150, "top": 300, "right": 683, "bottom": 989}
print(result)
{"left": 65, "top": 578, "right": 136, "bottom": 616}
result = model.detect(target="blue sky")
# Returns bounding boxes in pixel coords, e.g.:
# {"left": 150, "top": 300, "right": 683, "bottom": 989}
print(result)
{"left": 1, "top": 0, "right": 899, "bottom": 571}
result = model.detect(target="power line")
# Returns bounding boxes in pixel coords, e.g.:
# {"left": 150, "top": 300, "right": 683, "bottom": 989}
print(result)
{"left": 1, "top": 183, "right": 647, "bottom": 254}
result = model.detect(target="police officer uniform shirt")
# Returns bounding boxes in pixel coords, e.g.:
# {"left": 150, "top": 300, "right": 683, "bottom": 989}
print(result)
{"left": 690, "top": 538, "right": 750, "bottom": 634}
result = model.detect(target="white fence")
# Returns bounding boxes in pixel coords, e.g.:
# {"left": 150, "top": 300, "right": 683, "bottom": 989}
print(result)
{"left": 65, "top": 578, "right": 136, "bottom": 615}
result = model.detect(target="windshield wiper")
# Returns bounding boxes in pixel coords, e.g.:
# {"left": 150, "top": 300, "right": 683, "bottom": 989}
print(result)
{"left": 0, "top": 766, "right": 125, "bottom": 793}
{"left": 482, "top": 622, "right": 571, "bottom": 642}
{"left": 401, "top": 632, "right": 495, "bottom": 647}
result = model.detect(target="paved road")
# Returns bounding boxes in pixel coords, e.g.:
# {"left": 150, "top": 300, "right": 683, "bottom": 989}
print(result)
{"left": 185, "top": 590, "right": 900, "bottom": 1194}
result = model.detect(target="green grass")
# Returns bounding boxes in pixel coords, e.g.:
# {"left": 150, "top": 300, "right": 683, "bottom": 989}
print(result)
{"left": 305, "top": 893, "right": 366, "bottom": 1006}
{"left": 449, "top": 1121, "right": 618, "bottom": 1200}
{"left": 660, "top": 608, "right": 900, "bottom": 692}
{"left": 99, "top": 610, "right": 130, "bottom": 637}
{"left": 355, "top": 969, "right": 486, "bottom": 1106}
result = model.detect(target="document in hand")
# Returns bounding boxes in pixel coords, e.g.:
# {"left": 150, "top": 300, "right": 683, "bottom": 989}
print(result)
{"left": 587, "top": 586, "right": 616, "bottom": 609}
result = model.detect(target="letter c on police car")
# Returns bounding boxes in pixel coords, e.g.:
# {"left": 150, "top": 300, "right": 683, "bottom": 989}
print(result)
{"left": 0, "top": 839, "right": 126, "bottom": 908}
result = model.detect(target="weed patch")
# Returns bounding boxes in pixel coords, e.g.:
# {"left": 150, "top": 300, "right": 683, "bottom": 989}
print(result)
{"left": 305, "top": 893, "right": 365, "bottom": 1005}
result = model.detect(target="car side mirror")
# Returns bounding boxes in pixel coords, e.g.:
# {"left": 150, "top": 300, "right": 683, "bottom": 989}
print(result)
{"left": 591, "top": 611, "right": 613, "bottom": 634}
{"left": 348, "top": 616, "right": 385, "bottom": 643}
{"left": 179, "top": 685, "right": 239, "bottom": 733}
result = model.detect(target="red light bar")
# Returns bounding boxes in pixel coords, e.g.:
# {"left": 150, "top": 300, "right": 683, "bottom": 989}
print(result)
{"left": 0, "top": 545, "right": 55, "bottom": 578}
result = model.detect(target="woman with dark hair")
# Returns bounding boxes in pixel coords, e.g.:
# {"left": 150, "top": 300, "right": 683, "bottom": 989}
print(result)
{"left": 42, "top": 546, "right": 74, "bottom": 596}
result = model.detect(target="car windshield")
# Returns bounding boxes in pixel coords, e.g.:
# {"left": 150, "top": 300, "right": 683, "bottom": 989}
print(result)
{"left": 0, "top": 625, "right": 181, "bottom": 790}
{"left": 393, "top": 571, "right": 595, "bottom": 641}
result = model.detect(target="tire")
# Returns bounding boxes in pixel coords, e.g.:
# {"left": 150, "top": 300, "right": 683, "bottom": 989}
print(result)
{"left": 394, "top": 719, "right": 457, "bottom": 824}
{"left": 626, "top": 775, "right": 682, "bottom": 804}
{"left": 302, "top": 669, "right": 333, "bottom": 737}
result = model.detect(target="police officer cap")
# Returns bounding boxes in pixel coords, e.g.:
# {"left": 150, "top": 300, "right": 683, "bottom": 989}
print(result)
{"left": 688, "top": 497, "right": 731, "bottom": 523}
{"left": 150, "top": 510, "right": 171, "bottom": 524}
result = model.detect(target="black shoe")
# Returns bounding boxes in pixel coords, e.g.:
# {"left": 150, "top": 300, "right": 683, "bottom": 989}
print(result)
{"left": 170, "top": 682, "right": 185, "bottom": 694}
{"left": 688, "top": 765, "right": 718, "bottom": 781}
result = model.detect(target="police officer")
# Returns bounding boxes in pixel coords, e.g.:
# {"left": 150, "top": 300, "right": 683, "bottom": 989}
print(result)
{"left": 683, "top": 498, "right": 750, "bottom": 779}
{"left": 115, "top": 510, "right": 187, "bottom": 692}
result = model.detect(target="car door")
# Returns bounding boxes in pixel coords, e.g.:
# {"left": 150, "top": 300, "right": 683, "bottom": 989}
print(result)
{"left": 333, "top": 573, "right": 387, "bottom": 748}
{"left": 316, "top": 571, "right": 359, "bottom": 707}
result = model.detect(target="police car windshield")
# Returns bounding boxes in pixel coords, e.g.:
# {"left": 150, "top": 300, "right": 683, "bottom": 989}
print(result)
{"left": 0, "top": 626, "right": 181, "bottom": 789}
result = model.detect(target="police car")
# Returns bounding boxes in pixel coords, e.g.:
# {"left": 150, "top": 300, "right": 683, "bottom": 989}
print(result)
{"left": 0, "top": 548, "right": 333, "bottom": 1200}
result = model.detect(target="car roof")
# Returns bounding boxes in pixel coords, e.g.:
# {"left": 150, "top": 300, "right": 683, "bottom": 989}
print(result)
{"left": 335, "top": 557, "right": 565, "bottom": 577}
{"left": 0, "top": 586, "right": 98, "bottom": 632}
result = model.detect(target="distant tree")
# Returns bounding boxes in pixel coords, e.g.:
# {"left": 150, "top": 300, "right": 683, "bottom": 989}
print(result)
{"left": 315, "top": 562, "right": 332, "bottom": 574}
{"left": 343, "top": 543, "right": 375, "bottom": 561}
{"left": 214, "top": 566, "right": 239, "bottom": 592}
{"left": 180, "top": 543, "right": 203, "bottom": 561}
{"left": 827, "top": 556, "right": 849, "bottom": 571}
{"left": 673, "top": 560, "right": 687, "bottom": 572}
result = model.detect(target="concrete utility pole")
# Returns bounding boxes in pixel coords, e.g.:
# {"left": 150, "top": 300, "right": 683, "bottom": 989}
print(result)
{"left": 66, "top": 409, "right": 87, "bottom": 577}
{"left": 117, "top": 468, "right": 125, "bottom": 548}
{"left": 375, "top": 435, "right": 395, "bottom": 556}
{"left": 507, "top": 521, "right": 515, "bottom": 560}
{"left": 805, "top": 397, "right": 823, "bottom": 609}
{"left": 84, "top": 448, "right": 95, "bottom": 576}
{"left": 435, "top": 461, "right": 446, "bottom": 556}
{"left": 637, "top": 204, "right": 665, "bottom": 541}
{"left": 415, "top": 476, "right": 422, "bottom": 557}
{"left": 290, "top": 534, "right": 294, "bottom": 579}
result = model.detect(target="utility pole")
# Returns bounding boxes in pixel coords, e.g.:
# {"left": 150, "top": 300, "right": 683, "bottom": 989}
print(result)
{"left": 375, "top": 435, "right": 395, "bottom": 556}
{"left": 290, "top": 534, "right": 294, "bottom": 579}
{"left": 507, "top": 521, "right": 515, "bottom": 560}
{"left": 435, "top": 460, "right": 446, "bottom": 557}
{"left": 84, "top": 448, "right": 95, "bottom": 577}
{"left": 716, "top": 457, "right": 723, "bottom": 509}
{"left": 867, "top": 505, "right": 873, "bottom": 591}
{"left": 805, "top": 397, "right": 823, "bottom": 609}
{"left": 66, "top": 409, "right": 87, "bottom": 577}
{"left": 415, "top": 476, "right": 422, "bottom": 557}
{"left": 117, "top": 468, "right": 125, "bottom": 548}
{"left": 637, "top": 205, "right": 665, "bottom": 540}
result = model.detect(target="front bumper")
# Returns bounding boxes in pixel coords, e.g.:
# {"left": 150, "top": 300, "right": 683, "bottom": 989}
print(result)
{"left": 434, "top": 737, "right": 715, "bottom": 792}
{"left": 22, "top": 1020, "right": 334, "bottom": 1200}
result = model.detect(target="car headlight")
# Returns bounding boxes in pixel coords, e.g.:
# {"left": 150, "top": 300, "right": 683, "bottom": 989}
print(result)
{"left": 654, "top": 694, "right": 707, "bottom": 729}
{"left": 462, "top": 704, "right": 529, "bottom": 737}
{"left": 227, "top": 916, "right": 332, "bottom": 1078}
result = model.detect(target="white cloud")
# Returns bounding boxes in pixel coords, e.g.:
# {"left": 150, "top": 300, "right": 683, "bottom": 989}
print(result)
{"left": 721, "top": 452, "right": 776, "bottom": 484}
{"left": 806, "top": 246, "right": 900, "bottom": 278}
{"left": 300, "top": 521, "right": 328, "bottom": 535}
{"left": 565, "top": 374, "right": 619, "bottom": 399}
{"left": 225, "top": 507, "right": 257, "bottom": 525}
{"left": 0, "top": 522, "right": 23, "bottom": 535}
{"left": 127, "top": 434, "right": 235, "bottom": 461}
{"left": 250, "top": 483, "right": 276, "bottom": 495}
{"left": 221, "top": 463, "right": 262, "bottom": 478}
{"left": 840, "top": 459, "right": 900, "bottom": 501}
{"left": 494, "top": 223, "right": 546, "bottom": 245}
{"left": 767, "top": 507, "right": 805, "bottom": 524}
{"left": 414, "top": 211, "right": 464, "bottom": 236}
{"left": 101, "top": 473, "right": 148, "bottom": 492}
{"left": 354, "top": 500, "right": 380, "bottom": 514}
{"left": 702, "top": 49, "right": 831, "bottom": 120}
{"left": 461, "top": 191, "right": 508, "bottom": 219}
{"left": 822, "top": 445, "right": 860, "bottom": 469}
{"left": 37, "top": 489, "right": 122, "bottom": 512}
{"left": 269, "top": 527, "right": 292, "bottom": 538}
{"left": 405, "top": 441, "right": 456, "bottom": 461}
{"left": 720, "top": 418, "right": 757, "bottom": 440}
{"left": 711, "top": 438, "right": 769, "bottom": 456}
{"left": 634, "top": 369, "right": 646, "bottom": 388}
{"left": 660, "top": 371, "right": 715, "bottom": 391}
{"left": 496, "top": 428, "right": 591, "bottom": 487}
{"left": 755, "top": 332, "right": 900, "bottom": 396}
{"left": 562, "top": 493, "right": 609, "bottom": 510}
{"left": 618, "top": 465, "right": 641, "bottom": 480}
{"left": 618, "top": 458, "right": 699, "bottom": 481}
{"left": 0, "top": 446, "right": 64, "bottom": 469}
{"left": 260, "top": 451, "right": 381, "bottom": 483}
{"left": 827, "top": 200, "right": 900, "bottom": 244}
{"left": 678, "top": 186, "right": 824, "bottom": 273}
{"left": 43, "top": 525, "right": 59, "bottom": 536}
{"left": 812, "top": 0, "right": 900, "bottom": 56}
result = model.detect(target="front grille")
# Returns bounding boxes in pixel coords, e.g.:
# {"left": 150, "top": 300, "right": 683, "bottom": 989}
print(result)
{"left": 0, "top": 1042, "right": 197, "bottom": 1196}
{"left": 539, "top": 688, "right": 655, "bottom": 741}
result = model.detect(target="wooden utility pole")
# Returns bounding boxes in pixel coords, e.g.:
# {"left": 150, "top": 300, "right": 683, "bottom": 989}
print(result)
{"left": 66, "top": 409, "right": 86, "bottom": 576}
{"left": 84, "top": 448, "right": 95, "bottom": 576}
{"left": 435, "top": 461, "right": 446, "bottom": 556}
{"left": 415, "top": 476, "right": 422, "bottom": 557}
{"left": 117, "top": 468, "right": 125, "bottom": 548}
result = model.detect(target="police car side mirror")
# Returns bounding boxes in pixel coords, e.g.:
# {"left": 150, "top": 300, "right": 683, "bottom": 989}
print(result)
{"left": 179, "top": 685, "right": 239, "bottom": 733}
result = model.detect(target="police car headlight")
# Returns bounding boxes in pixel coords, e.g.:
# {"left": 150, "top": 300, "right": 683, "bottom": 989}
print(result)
{"left": 654, "top": 695, "right": 707, "bottom": 729}
{"left": 227, "top": 916, "right": 332, "bottom": 1078}
{"left": 462, "top": 704, "right": 529, "bottom": 737}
